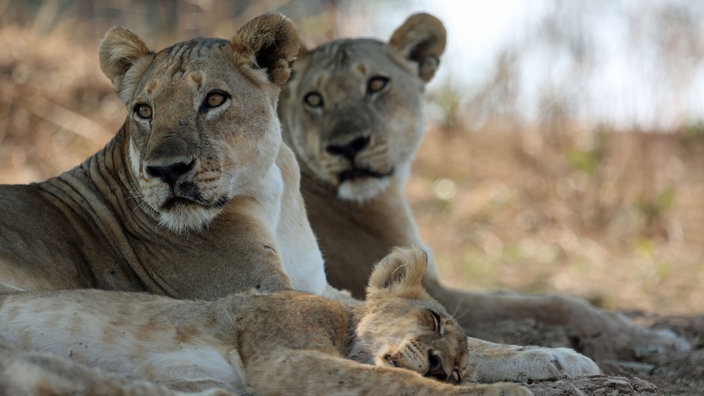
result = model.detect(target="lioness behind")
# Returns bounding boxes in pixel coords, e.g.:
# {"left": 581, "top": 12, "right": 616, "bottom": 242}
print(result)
{"left": 279, "top": 12, "right": 689, "bottom": 371}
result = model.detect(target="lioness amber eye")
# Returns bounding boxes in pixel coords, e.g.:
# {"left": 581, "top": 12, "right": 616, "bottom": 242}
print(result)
{"left": 202, "top": 91, "right": 229, "bottom": 110}
{"left": 367, "top": 76, "right": 389, "bottom": 94}
{"left": 134, "top": 104, "right": 152, "bottom": 119}
{"left": 304, "top": 92, "right": 323, "bottom": 108}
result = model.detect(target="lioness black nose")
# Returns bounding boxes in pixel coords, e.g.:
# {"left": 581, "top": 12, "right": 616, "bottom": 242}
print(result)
{"left": 425, "top": 351, "right": 447, "bottom": 381}
{"left": 146, "top": 159, "right": 195, "bottom": 187}
{"left": 325, "top": 135, "right": 370, "bottom": 159}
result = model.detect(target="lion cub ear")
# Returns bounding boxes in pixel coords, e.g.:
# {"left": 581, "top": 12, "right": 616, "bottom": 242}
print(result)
{"left": 388, "top": 13, "right": 447, "bottom": 82}
{"left": 99, "top": 26, "right": 155, "bottom": 103}
{"left": 367, "top": 246, "right": 429, "bottom": 299}
{"left": 232, "top": 13, "right": 301, "bottom": 86}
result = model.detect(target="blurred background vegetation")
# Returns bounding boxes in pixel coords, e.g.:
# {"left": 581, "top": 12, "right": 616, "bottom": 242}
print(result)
{"left": 0, "top": 0, "right": 702, "bottom": 315}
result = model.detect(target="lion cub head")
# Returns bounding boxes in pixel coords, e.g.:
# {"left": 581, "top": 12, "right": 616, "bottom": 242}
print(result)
{"left": 280, "top": 13, "right": 446, "bottom": 202}
{"left": 352, "top": 246, "right": 470, "bottom": 384}
{"left": 99, "top": 14, "right": 299, "bottom": 233}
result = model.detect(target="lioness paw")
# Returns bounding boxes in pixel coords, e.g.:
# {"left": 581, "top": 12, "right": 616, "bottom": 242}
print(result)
{"left": 467, "top": 338, "right": 600, "bottom": 383}
{"left": 487, "top": 346, "right": 599, "bottom": 383}
{"left": 572, "top": 310, "right": 692, "bottom": 361}
{"left": 628, "top": 327, "right": 691, "bottom": 361}
{"left": 577, "top": 324, "right": 691, "bottom": 362}
{"left": 527, "top": 346, "right": 601, "bottom": 379}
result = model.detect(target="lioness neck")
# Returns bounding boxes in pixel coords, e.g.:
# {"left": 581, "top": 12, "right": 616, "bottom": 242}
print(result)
{"left": 0, "top": 127, "right": 148, "bottom": 292}
{"left": 42, "top": 126, "right": 156, "bottom": 236}
{"left": 300, "top": 170, "right": 423, "bottom": 298}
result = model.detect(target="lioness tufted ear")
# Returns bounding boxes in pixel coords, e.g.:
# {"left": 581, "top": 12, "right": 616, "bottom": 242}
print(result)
{"left": 388, "top": 13, "right": 446, "bottom": 82}
{"left": 232, "top": 13, "right": 300, "bottom": 86}
{"left": 99, "top": 26, "right": 155, "bottom": 102}
{"left": 367, "top": 246, "right": 428, "bottom": 299}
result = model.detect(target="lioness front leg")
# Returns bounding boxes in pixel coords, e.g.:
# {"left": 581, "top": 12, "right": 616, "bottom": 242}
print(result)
{"left": 426, "top": 279, "right": 690, "bottom": 362}
{"left": 246, "top": 350, "right": 532, "bottom": 396}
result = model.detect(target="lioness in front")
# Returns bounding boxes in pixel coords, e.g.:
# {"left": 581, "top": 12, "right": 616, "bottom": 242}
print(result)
{"left": 279, "top": 11, "right": 689, "bottom": 373}
{"left": 0, "top": 247, "right": 531, "bottom": 396}
{"left": 0, "top": 14, "right": 326, "bottom": 298}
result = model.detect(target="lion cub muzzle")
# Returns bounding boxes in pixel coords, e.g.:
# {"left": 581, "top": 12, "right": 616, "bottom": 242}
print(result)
{"left": 425, "top": 349, "right": 449, "bottom": 381}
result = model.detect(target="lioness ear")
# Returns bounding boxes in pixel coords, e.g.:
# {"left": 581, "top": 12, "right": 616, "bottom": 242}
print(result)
{"left": 99, "top": 26, "right": 155, "bottom": 102}
{"left": 232, "top": 13, "right": 301, "bottom": 86}
{"left": 388, "top": 13, "right": 446, "bottom": 82}
{"left": 367, "top": 246, "right": 428, "bottom": 298}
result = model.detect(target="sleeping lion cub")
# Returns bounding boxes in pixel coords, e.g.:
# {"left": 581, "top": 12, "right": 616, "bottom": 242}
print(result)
{"left": 0, "top": 247, "right": 530, "bottom": 396}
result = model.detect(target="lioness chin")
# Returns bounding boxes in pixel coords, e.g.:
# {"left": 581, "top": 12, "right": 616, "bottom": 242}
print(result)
{"left": 279, "top": 11, "right": 690, "bottom": 380}
{"left": 0, "top": 247, "right": 532, "bottom": 396}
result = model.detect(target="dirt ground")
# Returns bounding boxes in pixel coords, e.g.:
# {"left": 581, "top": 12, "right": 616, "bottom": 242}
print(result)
{"left": 463, "top": 314, "right": 703, "bottom": 394}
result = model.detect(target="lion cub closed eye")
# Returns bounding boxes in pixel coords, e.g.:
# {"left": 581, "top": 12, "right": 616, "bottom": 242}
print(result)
{"left": 0, "top": 247, "right": 531, "bottom": 396}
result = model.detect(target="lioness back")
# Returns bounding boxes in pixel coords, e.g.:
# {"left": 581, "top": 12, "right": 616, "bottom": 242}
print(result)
{"left": 0, "top": 14, "right": 326, "bottom": 298}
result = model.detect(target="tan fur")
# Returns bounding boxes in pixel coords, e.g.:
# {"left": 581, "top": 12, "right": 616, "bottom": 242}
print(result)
{"left": 279, "top": 12, "right": 689, "bottom": 381}
{"left": 0, "top": 248, "right": 531, "bottom": 396}
{"left": 0, "top": 14, "right": 327, "bottom": 299}
{"left": 0, "top": 342, "right": 218, "bottom": 396}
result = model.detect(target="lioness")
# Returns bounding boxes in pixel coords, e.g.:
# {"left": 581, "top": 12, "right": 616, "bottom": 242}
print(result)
{"left": 279, "top": 12, "right": 690, "bottom": 368}
{"left": 0, "top": 14, "right": 326, "bottom": 299}
{"left": 0, "top": 247, "right": 531, "bottom": 396}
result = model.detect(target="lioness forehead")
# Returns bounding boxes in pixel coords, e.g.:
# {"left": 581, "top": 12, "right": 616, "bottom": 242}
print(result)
{"left": 305, "top": 39, "right": 389, "bottom": 71}
{"left": 152, "top": 38, "right": 232, "bottom": 78}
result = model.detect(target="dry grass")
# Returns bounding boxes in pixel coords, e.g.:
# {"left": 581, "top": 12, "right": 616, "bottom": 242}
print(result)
{"left": 1, "top": 22, "right": 702, "bottom": 317}
{"left": 409, "top": 125, "right": 704, "bottom": 315}
{"left": 0, "top": 25, "right": 118, "bottom": 183}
